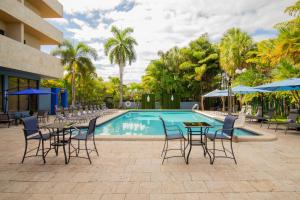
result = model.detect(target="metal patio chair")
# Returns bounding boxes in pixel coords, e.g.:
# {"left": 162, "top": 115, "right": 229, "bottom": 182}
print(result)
{"left": 21, "top": 116, "right": 52, "bottom": 164}
{"left": 205, "top": 115, "right": 237, "bottom": 165}
{"left": 69, "top": 117, "right": 99, "bottom": 164}
{"left": 160, "top": 116, "right": 187, "bottom": 164}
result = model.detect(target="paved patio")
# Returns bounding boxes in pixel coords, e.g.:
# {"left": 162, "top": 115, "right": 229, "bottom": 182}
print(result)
{"left": 0, "top": 119, "right": 300, "bottom": 200}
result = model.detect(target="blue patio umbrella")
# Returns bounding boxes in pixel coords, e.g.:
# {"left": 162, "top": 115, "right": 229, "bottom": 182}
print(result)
{"left": 7, "top": 88, "right": 54, "bottom": 95}
{"left": 231, "top": 85, "right": 270, "bottom": 94}
{"left": 203, "top": 89, "right": 232, "bottom": 97}
{"left": 5, "top": 88, "right": 54, "bottom": 112}
{"left": 255, "top": 78, "right": 300, "bottom": 91}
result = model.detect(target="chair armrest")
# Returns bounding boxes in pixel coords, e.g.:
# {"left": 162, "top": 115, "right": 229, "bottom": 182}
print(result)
{"left": 208, "top": 128, "right": 234, "bottom": 139}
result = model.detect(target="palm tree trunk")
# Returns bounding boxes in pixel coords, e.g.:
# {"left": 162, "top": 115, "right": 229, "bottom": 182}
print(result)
{"left": 71, "top": 65, "right": 76, "bottom": 107}
{"left": 119, "top": 64, "right": 124, "bottom": 108}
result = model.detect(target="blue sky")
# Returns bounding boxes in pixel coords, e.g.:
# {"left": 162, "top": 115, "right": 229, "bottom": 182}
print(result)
{"left": 44, "top": 0, "right": 294, "bottom": 83}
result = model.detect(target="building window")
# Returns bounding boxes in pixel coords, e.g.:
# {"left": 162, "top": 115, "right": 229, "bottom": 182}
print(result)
{"left": 8, "top": 76, "right": 38, "bottom": 112}
{"left": 0, "top": 75, "right": 3, "bottom": 112}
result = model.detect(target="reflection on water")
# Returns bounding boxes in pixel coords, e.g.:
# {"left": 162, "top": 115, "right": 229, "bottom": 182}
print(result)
{"left": 95, "top": 111, "right": 253, "bottom": 136}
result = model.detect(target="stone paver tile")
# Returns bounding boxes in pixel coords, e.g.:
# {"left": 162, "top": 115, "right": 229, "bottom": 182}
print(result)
{"left": 150, "top": 194, "right": 175, "bottom": 200}
{"left": 3, "top": 181, "right": 32, "bottom": 193}
{"left": 0, "top": 171, "right": 18, "bottom": 181}
{"left": 247, "top": 192, "right": 280, "bottom": 200}
{"left": 93, "top": 182, "right": 116, "bottom": 194}
{"left": 162, "top": 181, "right": 185, "bottom": 193}
{"left": 76, "top": 194, "right": 102, "bottom": 200}
{"left": 139, "top": 182, "right": 163, "bottom": 194}
{"left": 183, "top": 181, "right": 208, "bottom": 192}
{"left": 174, "top": 193, "right": 200, "bottom": 200}
{"left": 222, "top": 193, "right": 251, "bottom": 200}
{"left": 198, "top": 193, "right": 225, "bottom": 200}
{"left": 205, "top": 181, "right": 234, "bottom": 193}
{"left": 0, "top": 193, "right": 32, "bottom": 200}
{"left": 101, "top": 194, "right": 125, "bottom": 200}
{"left": 49, "top": 182, "right": 77, "bottom": 193}
{"left": 271, "top": 192, "right": 300, "bottom": 200}
{"left": 229, "top": 181, "right": 256, "bottom": 192}
{"left": 129, "top": 172, "right": 151, "bottom": 181}
{"left": 25, "top": 181, "right": 55, "bottom": 194}
{"left": 125, "top": 194, "right": 150, "bottom": 200}
{"left": 114, "top": 182, "right": 139, "bottom": 194}
{"left": 249, "top": 180, "right": 276, "bottom": 192}
{"left": 272, "top": 180, "right": 300, "bottom": 192}
{"left": 189, "top": 172, "right": 213, "bottom": 181}
{"left": 26, "top": 194, "right": 52, "bottom": 200}
{"left": 72, "top": 182, "right": 98, "bottom": 194}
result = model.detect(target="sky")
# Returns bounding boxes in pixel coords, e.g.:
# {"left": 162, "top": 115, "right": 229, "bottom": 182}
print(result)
{"left": 44, "top": 0, "right": 294, "bottom": 83}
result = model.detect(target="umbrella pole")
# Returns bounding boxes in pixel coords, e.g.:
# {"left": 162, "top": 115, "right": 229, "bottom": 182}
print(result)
{"left": 228, "top": 77, "right": 232, "bottom": 115}
{"left": 261, "top": 93, "right": 264, "bottom": 118}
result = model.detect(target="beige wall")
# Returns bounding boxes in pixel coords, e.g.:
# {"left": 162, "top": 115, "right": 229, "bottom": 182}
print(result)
{"left": 6, "top": 22, "right": 24, "bottom": 42}
{"left": 0, "top": 35, "right": 63, "bottom": 79}
{"left": 24, "top": 31, "right": 40, "bottom": 49}
{"left": 0, "top": 0, "right": 63, "bottom": 44}
{"left": 0, "top": 20, "right": 6, "bottom": 31}
{"left": 24, "top": 0, "right": 41, "bottom": 17}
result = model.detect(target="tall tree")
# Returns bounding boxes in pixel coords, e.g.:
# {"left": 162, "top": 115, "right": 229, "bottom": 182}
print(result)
{"left": 51, "top": 40, "right": 97, "bottom": 107}
{"left": 104, "top": 26, "right": 138, "bottom": 108}
{"left": 219, "top": 28, "right": 253, "bottom": 113}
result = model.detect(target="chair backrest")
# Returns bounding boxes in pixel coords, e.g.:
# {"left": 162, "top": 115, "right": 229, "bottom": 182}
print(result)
{"left": 222, "top": 115, "right": 237, "bottom": 137}
{"left": 267, "top": 108, "right": 275, "bottom": 117}
{"left": 288, "top": 112, "right": 298, "bottom": 123}
{"left": 22, "top": 116, "right": 39, "bottom": 137}
{"left": 0, "top": 113, "right": 9, "bottom": 120}
{"left": 37, "top": 110, "right": 48, "bottom": 116}
{"left": 87, "top": 117, "right": 98, "bottom": 136}
{"left": 245, "top": 105, "right": 252, "bottom": 115}
{"left": 255, "top": 106, "right": 262, "bottom": 117}
{"left": 159, "top": 116, "right": 168, "bottom": 137}
{"left": 235, "top": 112, "right": 246, "bottom": 128}
{"left": 240, "top": 106, "right": 246, "bottom": 113}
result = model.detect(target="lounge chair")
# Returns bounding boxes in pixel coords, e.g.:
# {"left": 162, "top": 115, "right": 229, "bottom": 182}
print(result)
{"left": 0, "top": 113, "right": 15, "bottom": 127}
{"left": 160, "top": 116, "right": 186, "bottom": 164}
{"left": 273, "top": 112, "right": 299, "bottom": 134}
{"left": 205, "top": 115, "right": 237, "bottom": 164}
{"left": 36, "top": 110, "right": 49, "bottom": 123}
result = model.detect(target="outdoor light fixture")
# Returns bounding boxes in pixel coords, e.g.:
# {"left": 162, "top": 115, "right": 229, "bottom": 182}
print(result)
{"left": 171, "top": 94, "right": 174, "bottom": 101}
{"left": 147, "top": 95, "right": 150, "bottom": 102}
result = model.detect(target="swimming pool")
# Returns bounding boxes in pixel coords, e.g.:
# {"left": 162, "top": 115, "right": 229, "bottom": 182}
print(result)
{"left": 95, "top": 111, "right": 257, "bottom": 136}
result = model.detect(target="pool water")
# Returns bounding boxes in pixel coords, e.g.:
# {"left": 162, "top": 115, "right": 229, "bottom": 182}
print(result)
{"left": 95, "top": 111, "right": 256, "bottom": 136}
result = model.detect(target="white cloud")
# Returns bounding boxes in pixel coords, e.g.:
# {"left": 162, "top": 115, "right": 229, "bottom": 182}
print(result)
{"left": 53, "top": 0, "right": 294, "bottom": 83}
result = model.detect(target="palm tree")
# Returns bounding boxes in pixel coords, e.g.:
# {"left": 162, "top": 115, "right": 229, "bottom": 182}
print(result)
{"left": 104, "top": 26, "right": 137, "bottom": 108}
{"left": 219, "top": 28, "right": 253, "bottom": 114}
{"left": 52, "top": 40, "right": 98, "bottom": 107}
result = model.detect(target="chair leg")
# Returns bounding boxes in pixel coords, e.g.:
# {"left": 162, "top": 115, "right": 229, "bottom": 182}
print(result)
{"left": 21, "top": 140, "right": 28, "bottom": 164}
{"left": 162, "top": 140, "right": 168, "bottom": 165}
{"left": 68, "top": 139, "right": 71, "bottom": 162}
{"left": 41, "top": 140, "right": 46, "bottom": 164}
{"left": 85, "top": 140, "right": 92, "bottom": 164}
{"left": 161, "top": 139, "right": 166, "bottom": 157}
{"left": 93, "top": 137, "right": 99, "bottom": 156}
{"left": 221, "top": 139, "right": 227, "bottom": 157}
{"left": 211, "top": 140, "right": 215, "bottom": 165}
{"left": 77, "top": 140, "right": 80, "bottom": 156}
{"left": 36, "top": 140, "right": 41, "bottom": 156}
{"left": 230, "top": 140, "right": 237, "bottom": 164}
